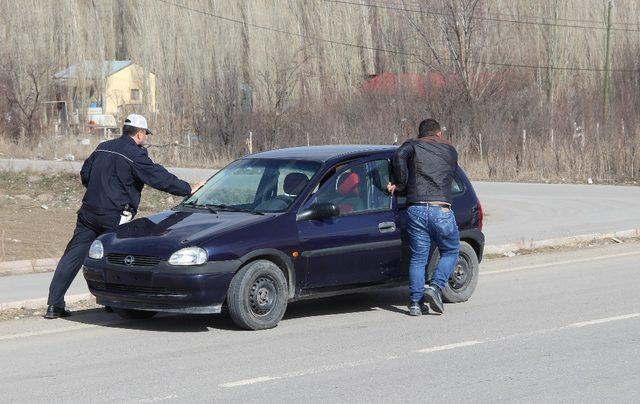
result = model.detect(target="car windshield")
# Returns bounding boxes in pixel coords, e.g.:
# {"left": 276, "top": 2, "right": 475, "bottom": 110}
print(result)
{"left": 182, "top": 158, "right": 321, "bottom": 213}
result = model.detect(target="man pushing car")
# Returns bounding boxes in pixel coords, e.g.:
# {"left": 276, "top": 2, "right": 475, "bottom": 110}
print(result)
{"left": 44, "top": 114, "right": 206, "bottom": 319}
{"left": 388, "top": 119, "right": 460, "bottom": 316}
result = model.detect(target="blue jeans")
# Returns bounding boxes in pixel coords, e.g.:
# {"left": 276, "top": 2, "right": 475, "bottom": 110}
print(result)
{"left": 407, "top": 204, "right": 460, "bottom": 302}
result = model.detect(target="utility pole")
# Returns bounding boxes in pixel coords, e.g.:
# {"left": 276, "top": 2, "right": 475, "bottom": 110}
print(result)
{"left": 603, "top": 0, "right": 614, "bottom": 125}
{"left": 544, "top": 0, "right": 559, "bottom": 146}
{"left": 114, "top": 0, "right": 129, "bottom": 60}
{"left": 368, "top": 0, "right": 384, "bottom": 75}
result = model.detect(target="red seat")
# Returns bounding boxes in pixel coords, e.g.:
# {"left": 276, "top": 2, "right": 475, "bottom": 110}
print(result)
{"left": 336, "top": 172, "right": 360, "bottom": 214}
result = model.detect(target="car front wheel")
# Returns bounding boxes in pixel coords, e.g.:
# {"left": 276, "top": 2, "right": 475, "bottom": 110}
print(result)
{"left": 227, "top": 260, "right": 288, "bottom": 330}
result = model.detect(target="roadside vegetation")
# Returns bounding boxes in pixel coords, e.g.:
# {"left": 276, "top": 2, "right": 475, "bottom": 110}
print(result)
{"left": 1, "top": 0, "right": 639, "bottom": 183}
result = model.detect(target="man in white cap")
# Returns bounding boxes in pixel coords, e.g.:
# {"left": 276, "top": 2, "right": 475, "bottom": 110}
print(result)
{"left": 45, "top": 114, "right": 206, "bottom": 318}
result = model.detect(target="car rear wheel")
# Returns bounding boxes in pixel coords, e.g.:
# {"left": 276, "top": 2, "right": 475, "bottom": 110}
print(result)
{"left": 427, "top": 241, "right": 479, "bottom": 303}
{"left": 227, "top": 260, "right": 288, "bottom": 330}
{"left": 113, "top": 308, "right": 158, "bottom": 320}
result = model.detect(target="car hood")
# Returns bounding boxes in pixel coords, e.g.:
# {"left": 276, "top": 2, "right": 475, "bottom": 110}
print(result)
{"left": 100, "top": 210, "right": 274, "bottom": 258}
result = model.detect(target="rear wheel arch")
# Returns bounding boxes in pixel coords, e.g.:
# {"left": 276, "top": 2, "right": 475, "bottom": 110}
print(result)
{"left": 458, "top": 228, "right": 485, "bottom": 263}
{"left": 461, "top": 237, "right": 482, "bottom": 262}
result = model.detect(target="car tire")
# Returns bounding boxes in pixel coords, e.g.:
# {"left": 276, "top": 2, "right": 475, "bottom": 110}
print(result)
{"left": 227, "top": 260, "right": 288, "bottom": 330}
{"left": 427, "top": 241, "right": 479, "bottom": 303}
{"left": 113, "top": 308, "right": 158, "bottom": 320}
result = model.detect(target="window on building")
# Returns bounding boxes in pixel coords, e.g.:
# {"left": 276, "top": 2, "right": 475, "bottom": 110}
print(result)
{"left": 130, "top": 89, "right": 141, "bottom": 103}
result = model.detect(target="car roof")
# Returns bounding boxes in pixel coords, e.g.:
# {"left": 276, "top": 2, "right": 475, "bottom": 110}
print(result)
{"left": 246, "top": 145, "right": 397, "bottom": 162}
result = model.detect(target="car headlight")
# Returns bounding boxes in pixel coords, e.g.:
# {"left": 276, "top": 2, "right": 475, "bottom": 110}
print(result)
{"left": 88, "top": 240, "right": 104, "bottom": 259}
{"left": 168, "top": 247, "right": 208, "bottom": 266}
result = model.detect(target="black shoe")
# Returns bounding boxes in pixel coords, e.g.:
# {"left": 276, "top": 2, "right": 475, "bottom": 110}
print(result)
{"left": 408, "top": 301, "right": 423, "bottom": 316}
{"left": 423, "top": 285, "right": 444, "bottom": 314}
{"left": 104, "top": 305, "right": 114, "bottom": 313}
{"left": 44, "top": 305, "right": 71, "bottom": 319}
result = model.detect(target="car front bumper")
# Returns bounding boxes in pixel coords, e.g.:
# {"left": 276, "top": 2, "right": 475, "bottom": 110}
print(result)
{"left": 82, "top": 259, "right": 240, "bottom": 314}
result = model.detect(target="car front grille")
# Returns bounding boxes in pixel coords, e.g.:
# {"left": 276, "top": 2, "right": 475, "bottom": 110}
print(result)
{"left": 106, "top": 253, "right": 161, "bottom": 267}
{"left": 87, "top": 281, "right": 184, "bottom": 296}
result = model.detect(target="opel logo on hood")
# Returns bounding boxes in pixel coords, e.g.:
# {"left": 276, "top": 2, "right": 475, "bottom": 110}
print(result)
{"left": 124, "top": 255, "right": 135, "bottom": 266}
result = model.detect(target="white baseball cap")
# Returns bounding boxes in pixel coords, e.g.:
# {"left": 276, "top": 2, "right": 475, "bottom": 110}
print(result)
{"left": 124, "top": 114, "right": 152, "bottom": 134}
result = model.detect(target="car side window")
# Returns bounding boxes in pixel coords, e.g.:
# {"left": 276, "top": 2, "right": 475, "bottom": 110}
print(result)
{"left": 366, "top": 159, "right": 392, "bottom": 211}
{"left": 306, "top": 159, "right": 392, "bottom": 216}
{"left": 451, "top": 177, "right": 464, "bottom": 194}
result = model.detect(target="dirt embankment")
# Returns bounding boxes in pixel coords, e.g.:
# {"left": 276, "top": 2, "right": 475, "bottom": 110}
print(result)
{"left": 0, "top": 171, "right": 184, "bottom": 261}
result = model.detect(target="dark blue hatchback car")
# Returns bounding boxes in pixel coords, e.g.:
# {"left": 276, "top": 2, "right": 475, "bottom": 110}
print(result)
{"left": 83, "top": 146, "right": 484, "bottom": 329}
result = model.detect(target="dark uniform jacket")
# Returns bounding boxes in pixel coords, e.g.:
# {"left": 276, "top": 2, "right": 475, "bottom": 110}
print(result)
{"left": 80, "top": 135, "right": 191, "bottom": 215}
{"left": 392, "top": 136, "right": 458, "bottom": 205}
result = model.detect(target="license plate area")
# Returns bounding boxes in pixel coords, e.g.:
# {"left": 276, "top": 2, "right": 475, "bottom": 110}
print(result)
{"left": 105, "top": 270, "right": 152, "bottom": 286}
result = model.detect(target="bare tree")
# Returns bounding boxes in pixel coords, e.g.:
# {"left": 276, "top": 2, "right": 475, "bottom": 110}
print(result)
{"left": 0, "top": 57, "right": 53, "bottom": 142}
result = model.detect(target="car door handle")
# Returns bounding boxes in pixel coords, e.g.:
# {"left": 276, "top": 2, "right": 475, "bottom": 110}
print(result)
{"left": 378, "top": 222, "right": 396, "bottom": 233}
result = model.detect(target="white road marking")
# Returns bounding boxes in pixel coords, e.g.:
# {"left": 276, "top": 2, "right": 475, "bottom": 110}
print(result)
{"left": 565, "top": 313, "right": 640, "bottom": 328}
{"left": 415, "top": 340, "right": 483, "bottom": 353}
{"left": 219, "top": 312, "right": 640, "bottom": 389}
{"left": 138, "top": 394, "right": 179, "bottom": 403}
{"left": 220, "top": 376, "right": 281, "bottom": 388}
{"left": 0, "top": 320, "right": 125, "bottom": 342}
{"left": 482, "top": 251, "right": 640, "bottom": 275}
{"left": 0, "top": 324, "right": 99, "bottom": 342}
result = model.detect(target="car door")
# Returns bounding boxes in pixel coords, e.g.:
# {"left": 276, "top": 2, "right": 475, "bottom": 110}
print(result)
{"left": 297, "top": 158, "right": 401, "bottom": 290}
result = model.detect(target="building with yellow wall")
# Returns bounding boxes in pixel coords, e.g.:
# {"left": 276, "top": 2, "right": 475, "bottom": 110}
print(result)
{"left": 54, "top": 60, "right": 156, "bottom": 123}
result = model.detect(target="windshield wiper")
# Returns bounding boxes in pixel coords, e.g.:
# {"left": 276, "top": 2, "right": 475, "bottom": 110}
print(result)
{"left": 179, "top": 200, "right": 217, "bottom": 213}
{"left": 205, "top": 204, "right": 265, "bottom": 215}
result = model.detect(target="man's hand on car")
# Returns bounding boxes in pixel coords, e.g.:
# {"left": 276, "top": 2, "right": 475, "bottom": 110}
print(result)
{"left": 387, "top": 182, "right": 396, "bottom": 195}
{"left": 191, "top": 180, "right": 207, "bottom": 194}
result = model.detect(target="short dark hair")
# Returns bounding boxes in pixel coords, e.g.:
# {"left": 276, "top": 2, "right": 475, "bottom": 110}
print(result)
{"left": 122, "top": 124, "right": 142, "bottom": 137}
{"left": 418, "top": 119, "right": 441, "bottom": 138}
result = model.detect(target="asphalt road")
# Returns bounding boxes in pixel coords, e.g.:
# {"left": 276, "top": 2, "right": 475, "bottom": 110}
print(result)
{"left": 474, "top": 181, "right": 640, "bottom": 245}
{"left": 1, "top": 241, "right": 639, "bottom": 403}
{"left": 0, "top": 271, "right": 87, "bottom": 304}
{"left": 0, "top": 157, "right": 217, "bottom": 184}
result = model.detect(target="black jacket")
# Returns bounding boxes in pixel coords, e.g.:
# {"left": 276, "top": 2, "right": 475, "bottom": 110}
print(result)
{"left": 392, "top": 137, "right": 458, "bottom": 205}
{"left": 80, "top": 135, "right": 191, "bottom": 215}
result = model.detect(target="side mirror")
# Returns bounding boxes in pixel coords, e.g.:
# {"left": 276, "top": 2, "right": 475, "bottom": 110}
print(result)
{"left": 296, "top": 203, "right": 340, "bottom": 221}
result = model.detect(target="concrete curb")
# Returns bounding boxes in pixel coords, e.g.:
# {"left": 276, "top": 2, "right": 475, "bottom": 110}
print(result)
{"left": 0, "top": 258, "right": 59, "bottom": 276}
{"left": 483, "top": 228, "right": 640, "bottom": 256}
{"left": 0, "top": 293, "right": 92, "bottom": 312}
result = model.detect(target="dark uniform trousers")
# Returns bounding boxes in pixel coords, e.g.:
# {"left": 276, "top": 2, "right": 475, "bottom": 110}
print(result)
{"left": 47, "top": 208, "right": 119, "bottom": 308}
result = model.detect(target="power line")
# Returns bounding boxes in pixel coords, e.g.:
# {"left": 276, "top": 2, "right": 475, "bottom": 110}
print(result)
{"left": 157, "top": 0, "right": 640, "bottom": 73}
{"left": 325, "top": 0, "right": 640, "bottom": 33}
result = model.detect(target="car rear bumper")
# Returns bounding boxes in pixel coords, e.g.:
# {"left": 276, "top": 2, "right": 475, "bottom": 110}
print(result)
{"left": 82, "top": 260, "right": 239, "bottom": 314}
